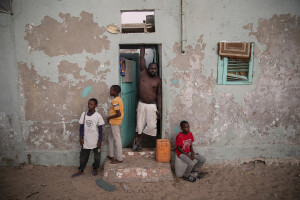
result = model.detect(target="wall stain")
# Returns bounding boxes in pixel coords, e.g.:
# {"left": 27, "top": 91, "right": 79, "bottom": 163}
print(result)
{"left": 173, "top": 126, "right": 180, "bottom": 134}
{"left": 168, "top": 35, "right": 217, "bottom": 145}
{"left": 24, "top": 11, "right": 110, "bottom": 56}
{"left": 168, "top": 14, "right": 299, "bottom": 148}
{"left": 58, "top": 60, "right": 83, "bottom": 80}
{"left": 81, "top": 86, "right": 93, "bottom": 97}
{"left": 85, "top": 57, "right": 100, "bottom": 75}
{"left": 0, "top": 113, "right": 17, "bottom": 153}
{"left": 26, "top": 122, "right": 79, "bottom": 150}
{"left": 18, "top": 62, "right": 109, "bottom": 121}
{"left": 243, "top": 14, "right": 300, "bottom": 141}
{"left": 18, "top": 62, "right": 110, "bottom": 150}
{"left": 104, "top": 60, "right": 110, "bottom": 66}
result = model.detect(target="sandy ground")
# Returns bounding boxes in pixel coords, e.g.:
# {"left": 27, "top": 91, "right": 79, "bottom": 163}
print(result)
{"left": 0, "top": 162, "right": 299, "bottom": 200}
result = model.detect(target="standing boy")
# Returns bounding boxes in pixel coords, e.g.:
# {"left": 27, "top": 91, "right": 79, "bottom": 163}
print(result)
{"left": 72, "top": 98, "right": 105, "bottom": 177}
{"left": 176, "top": 121, "right": 206, "bottom": 182}
{"left": 107, "top": 85, "right": 124, "bottom": 164}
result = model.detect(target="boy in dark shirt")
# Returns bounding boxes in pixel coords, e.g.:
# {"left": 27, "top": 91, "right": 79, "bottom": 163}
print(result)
{"left": 176, "top": 121, "right": 206, "bottom": 182}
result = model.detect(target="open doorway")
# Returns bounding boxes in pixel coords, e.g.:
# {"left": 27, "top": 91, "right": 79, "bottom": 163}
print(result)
{"left": 119, "top": 44, "right": 162, "bottom": 148}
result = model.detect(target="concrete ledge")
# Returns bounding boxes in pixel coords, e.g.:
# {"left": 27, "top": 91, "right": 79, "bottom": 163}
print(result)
{"left": 122, "top": 148, "right": 155, "bottom": 159}
{"left": 103, "top": 148, "right": 173, "bottom": 182}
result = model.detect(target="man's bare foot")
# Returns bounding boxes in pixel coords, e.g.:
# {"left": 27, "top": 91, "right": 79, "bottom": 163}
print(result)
{"left": 107, "top": 156, "right": 114, "bottom": 161}
{"left": 136, "top": 144, "right": 143, "bottom": 151}
{"left": 110, "top": 160, "right": 123, "bottom": 164}
{"left": 133, "top": 139, "right": 143, "bottom": 151}
{"left": 72, "top": 171, "right": 83, "bottom": 177}
{"left": 132, "top": 139, "right": 138, "bottom": 151}
{"left": 135, "top": 142, "right": 143, "bottom": 151}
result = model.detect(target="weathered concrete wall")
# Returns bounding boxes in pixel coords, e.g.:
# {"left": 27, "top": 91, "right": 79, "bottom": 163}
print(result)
{"left": 165, "top": 0, "right": 300, "bottom": 163}
{"left": 0, "top": 0, "right": 299, "bottom": 166}
{"left": 0, "top": 12, "right": 23, "bottom": 166}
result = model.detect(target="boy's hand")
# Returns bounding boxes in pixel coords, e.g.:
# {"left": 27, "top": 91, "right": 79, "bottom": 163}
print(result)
{"left": 184, "top": 152, "right": 190, "bottom": 158}
{"left": 97, "top": 142, "right": 101, "bottom": 148}
{"left": 190, "top": 152, "right": 195, "bottom": 160}
{"left": 80, "top": 137, "right": 84, "bottom": 146}
{"left": 107, "top": 116, "right": 111, "bottom": 123}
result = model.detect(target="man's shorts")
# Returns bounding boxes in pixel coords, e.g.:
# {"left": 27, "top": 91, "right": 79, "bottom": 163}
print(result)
{"left": 136, "top": 101, "right": 157, "bottom": 136}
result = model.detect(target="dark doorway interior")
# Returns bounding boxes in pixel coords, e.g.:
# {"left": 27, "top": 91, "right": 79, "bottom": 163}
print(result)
{"left": 119, "top": 44, "right": 162, "bottom": 148}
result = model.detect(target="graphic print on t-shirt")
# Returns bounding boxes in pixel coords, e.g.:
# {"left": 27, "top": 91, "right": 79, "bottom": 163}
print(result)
{"left": 86, "top": 120, "right": 93, "bottom": 128}
{"left": 182, "top": 139, "right": 192, "bottom": 151}
{"left": 113, "top": 103, "right": 119, "bottom": 108}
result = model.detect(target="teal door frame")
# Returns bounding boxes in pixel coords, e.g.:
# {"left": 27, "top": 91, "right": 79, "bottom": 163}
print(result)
{"left": 120, "top": 59, "right": 137, "bottom": 147}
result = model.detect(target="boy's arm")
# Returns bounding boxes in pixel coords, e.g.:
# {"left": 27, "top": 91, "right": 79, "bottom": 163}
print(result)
{"left": 80, "top": 124, "right": 84, "bottom": 137}
{"left": 176, "top": 136, "right": 187, "bottom": 156}
{"left": 107, "top": 110, "right": 121, "bottom": 123}
{"left": 79, "top": 112, "right": 85, "bottom": 146}
{"left": 97, "top": 125, "right": 102, "bottom": 148}
{"left": 79, "top": 124, "right": 84, "bottom": 146}
{"left": 176, "top": 145, "right": 184, "bottom": 154}
{"left": 176, "top": 145, "right": 194, "bottom": 160}
{"left": 177, "top": 145, "right": 190, "bottom": 157}
{"left": 190, "top": 144, "right": 195, "bottom": 160}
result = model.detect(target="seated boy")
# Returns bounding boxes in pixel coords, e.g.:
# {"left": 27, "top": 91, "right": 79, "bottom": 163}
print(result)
{"left": 176, "top": 120, "right": 206, "bottom": 182}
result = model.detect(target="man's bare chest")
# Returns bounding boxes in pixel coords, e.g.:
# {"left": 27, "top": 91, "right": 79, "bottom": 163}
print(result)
{"left": 140, "top": 76, "right": 159, "bottom": 89}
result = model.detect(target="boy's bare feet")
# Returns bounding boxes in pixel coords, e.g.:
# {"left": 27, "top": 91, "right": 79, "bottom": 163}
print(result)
{"left": 91, "top": 169, "right": 97, "bottom": 176}
{"left": 110, "top": 159, "right": 123, "bottom": 164}
{"left": 72, "top": 171, "right": 83, "bottom": 178}
{"left": 191, "top": 171, "right": 204, "bottom": 179}
{"left": 191, "top": 169, "right": 207, "bottom": 179}
{"left": 182, "top": 175, "right": 196, "bottom": 182}
{"left": 107, "top": 156, "right": 114, "bottom": 161}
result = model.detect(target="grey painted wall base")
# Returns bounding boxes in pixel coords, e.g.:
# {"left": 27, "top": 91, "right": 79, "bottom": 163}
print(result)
{"left": 0, "top": 149, "right": 109, "bottom": 167}
{"left": 2, "top": 145, "right": 298, "bottom": 167}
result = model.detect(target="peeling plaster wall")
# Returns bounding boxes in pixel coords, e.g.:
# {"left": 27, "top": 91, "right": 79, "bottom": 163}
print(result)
{"left": 0, "top": 12, "right": 23, "bottom": 166}
{"left": 0, "top": 0, "right": 299, "bottom": 166}
{"left": 165, "top": 0, "right": 300, "bottom": 163}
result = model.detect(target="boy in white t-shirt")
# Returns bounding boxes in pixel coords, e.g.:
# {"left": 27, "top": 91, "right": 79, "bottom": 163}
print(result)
{"left": 72, "top": 98, "right": 105, "bottom": 177}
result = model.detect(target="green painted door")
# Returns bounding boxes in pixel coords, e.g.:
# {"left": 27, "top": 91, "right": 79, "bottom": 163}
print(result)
{"left": 120, "top": 59, "right": 136, "bottom": 147}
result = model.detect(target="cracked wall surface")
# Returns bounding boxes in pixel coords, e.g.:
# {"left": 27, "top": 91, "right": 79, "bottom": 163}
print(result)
{"left": 243, "top": 14, "right": 300, "bottom": 139}
{"left": 18, "top": 62, "right": 110, "bottom": 151}
{"left": 166, "top": 36, "right": 217, "bottom": 147}
{"left": 0, "top": 0, "right": 299, "bottom": 166}
{"left": 24, "top": 11, "right": 110, "bottom": 57}
{"left": 164, "top": 7, "right": 299, "bottom": 162}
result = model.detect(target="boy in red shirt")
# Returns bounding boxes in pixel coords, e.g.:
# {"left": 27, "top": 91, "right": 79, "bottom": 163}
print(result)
{"left": 176, "top": 120, "right": 206, "bottom": 182}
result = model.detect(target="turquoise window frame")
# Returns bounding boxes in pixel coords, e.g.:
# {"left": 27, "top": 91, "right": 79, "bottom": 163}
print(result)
{"left": 217, "top": 43, "right": 254, "bottom": 85}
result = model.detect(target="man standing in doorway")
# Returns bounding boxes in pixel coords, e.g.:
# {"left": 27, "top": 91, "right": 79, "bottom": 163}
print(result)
{"left": 133, "top": 45, "right": 162, "bottom": 151}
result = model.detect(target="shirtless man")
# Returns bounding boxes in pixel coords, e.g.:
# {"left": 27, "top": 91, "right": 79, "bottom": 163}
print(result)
{"left": 133, "top": 46, "right": 162, "bottom": 151}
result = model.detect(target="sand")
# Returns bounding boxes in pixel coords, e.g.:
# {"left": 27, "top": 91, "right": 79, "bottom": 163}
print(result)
{"left": 0, "top": 162, "right": 299, "bottom": 200}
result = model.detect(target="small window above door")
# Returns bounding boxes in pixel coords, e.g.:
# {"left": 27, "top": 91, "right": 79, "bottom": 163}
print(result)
{"left": 121, "top": 11, "right": 155, "bottom": 34}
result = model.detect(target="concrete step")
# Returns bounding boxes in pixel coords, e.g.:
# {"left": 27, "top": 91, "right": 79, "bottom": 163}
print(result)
{"left": 103, "top": 148, "right": 173, "bottom": 183}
